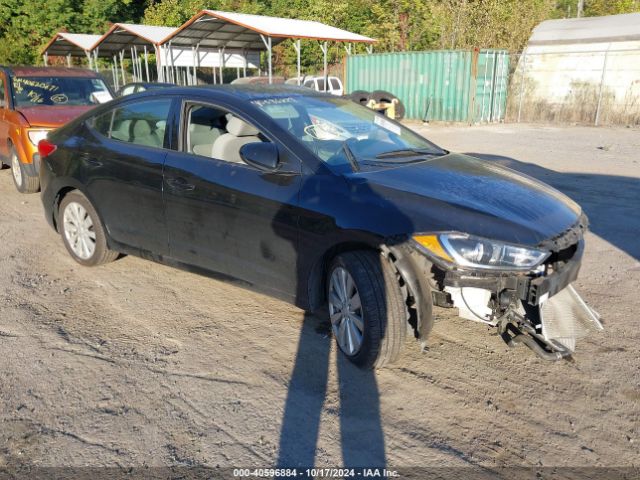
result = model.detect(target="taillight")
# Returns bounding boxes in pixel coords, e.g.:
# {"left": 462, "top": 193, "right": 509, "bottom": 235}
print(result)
{"left": 38, "top": 139, "right": 57, "bottom": 158}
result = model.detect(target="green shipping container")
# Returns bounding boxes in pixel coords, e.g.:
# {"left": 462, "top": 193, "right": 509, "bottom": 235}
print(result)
{"left": 346, "top": 49, "right": 509, "bottom": 123}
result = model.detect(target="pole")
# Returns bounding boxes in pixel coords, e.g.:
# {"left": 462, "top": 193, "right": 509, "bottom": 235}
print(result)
{"left": 260, "top": 35, "right": 272, "bottom": 84}
{"left": 191, "top": 46, "right": 197, "bottom": 85}
{"left": 66, "top": 54, "right": 71, "bottom": 68}
{"left": 242, "top": 49, "right": 247, "bottom": 77}
{"left": 219, "top": 47, "right": 226, "bottom": 84}
{"left": 321, "top": 41, "right": 328, "bottom": 92}
{"left": 168, "top": 41, "right": 176, "bottom": 85}
{"left": 293, "top": 39, "right": 301, "bottom": 85}
{"left": 155, "top": 46, "right": 163, "bottom": 82}
{"left": 517, "top": 51, "right": 527, "bottom": 123}
{"left": 130, "top": 48, "right": 136, "bottom": 81}
{"left": 268, "top": 37, "right": 272, "bottom": 84}
{"left": 243, "top": 49, "right": 247, "bottom": 77}
{"left": 119, "top": 50, "right": 126, "bottom": 86}
{"left": 43, "top": 53, "right": 48, "bottom": 66}
{"left": 111, "top": 63, "right": 117, "bottom": 90}
{"left": 93, "top": 49, "right": 99, "bottom": 73}
{"left": 113, "top": 55, "right": 119, "bottom": 90}
{"left": 144, "top": 46, "right": 150, "bottom": 82}
{"left": 86, "top": 51, "right": 93, "bottom": 71}
{"left": 595, "top": 46, "right": 610, "bottom": 126}
{"left": 196, "top": 43, "right": 201, "bottom": 84}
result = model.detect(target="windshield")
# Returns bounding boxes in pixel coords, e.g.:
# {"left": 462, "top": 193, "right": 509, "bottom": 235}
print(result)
{"left": 12, "top": 76, "right": 110, "bottom": 107}
{"left": 252, "top": 96, "right": 446, "bottom": 171}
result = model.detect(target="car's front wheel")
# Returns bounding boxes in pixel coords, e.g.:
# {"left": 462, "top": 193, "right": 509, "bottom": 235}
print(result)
{"left": 59, "top": 191, "right": 118, "bottom": 267}
{"left": 10, "top": 147, "right": 39, "bottom": 194}
{"left": 327, "top": 250, "right": 407, "bottom": 369}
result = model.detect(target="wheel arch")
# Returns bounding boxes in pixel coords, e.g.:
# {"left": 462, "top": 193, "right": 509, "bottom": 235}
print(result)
{"left": 305, "top": 241, "right": 378, "bottom": 313}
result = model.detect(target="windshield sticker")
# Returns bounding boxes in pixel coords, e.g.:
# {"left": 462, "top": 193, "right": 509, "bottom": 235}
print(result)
{"left": 51, "top": 93, "right": 68, "bottom": 104}
{"left": 91, "top": 91, "right": 113, "bottom": 104}
{"left": 374, "top": 115, "right": 401, "bottom": 136}
{"left": 252, "top": 97, "right": 296, "bottom": 107}
{"left": 14, "top": 78, "right": 60, "bottom": 94}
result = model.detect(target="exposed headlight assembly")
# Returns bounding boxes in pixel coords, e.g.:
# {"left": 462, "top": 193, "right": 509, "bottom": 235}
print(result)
{"left": 413, "top": 233, "right": 550, "bottom": 271}
{"left": 27, "top": 129, "right": 49, "bottom": 146}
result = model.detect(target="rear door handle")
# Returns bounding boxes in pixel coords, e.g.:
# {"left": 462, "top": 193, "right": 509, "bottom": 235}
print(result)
{"left": 79, "top": 152, "right": 102, "bottom": 167}
{"left": 166, "top": 177, "right": 195, "bottom": 192}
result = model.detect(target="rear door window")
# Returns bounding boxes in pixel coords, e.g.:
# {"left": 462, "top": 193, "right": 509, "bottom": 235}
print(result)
{"left": 90, "top": 99, "right": 173, "bottom": 149}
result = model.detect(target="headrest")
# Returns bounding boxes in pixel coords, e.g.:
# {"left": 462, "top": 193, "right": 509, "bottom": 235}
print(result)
{"left": 226, "top": 116, "right": 259, "bottom": 137}
{"left": 132, "top": 119, "right": 152, "bottom": 137}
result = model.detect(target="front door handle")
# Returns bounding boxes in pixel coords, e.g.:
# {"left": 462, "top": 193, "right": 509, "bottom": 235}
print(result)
{"left": 166, "top": 177, "right": 195, "bottom": 192}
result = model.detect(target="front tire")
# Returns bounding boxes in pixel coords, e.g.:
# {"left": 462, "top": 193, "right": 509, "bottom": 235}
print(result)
{"left": 59, "top": 191, "right": 118, "bottom": 267}
{"left": 327, "top": 250, "right": 407, "bottom": 369}
{"left": 10, "top": 147, "right": 39, "bottom": 194}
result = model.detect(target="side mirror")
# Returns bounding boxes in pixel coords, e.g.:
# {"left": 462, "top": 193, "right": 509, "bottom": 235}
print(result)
{"left": 240, "top": 142, "right": 279, "bottom": 171}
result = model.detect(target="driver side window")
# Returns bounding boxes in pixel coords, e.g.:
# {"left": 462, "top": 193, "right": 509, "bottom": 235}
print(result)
{"left": 185, "top": 103, "right": 265, "bottom": 164}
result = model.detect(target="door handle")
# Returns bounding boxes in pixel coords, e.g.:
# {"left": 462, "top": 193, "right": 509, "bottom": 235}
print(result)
{"left": 78, "top": 152, "right": 102, "bottom": 167}
{"left": 166, "top": 177, "right": 195, "bottom": 192}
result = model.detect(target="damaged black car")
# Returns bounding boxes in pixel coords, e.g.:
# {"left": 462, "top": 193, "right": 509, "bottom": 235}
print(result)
{"left": 39, "top": 86, "right": 602, "bottom": 369}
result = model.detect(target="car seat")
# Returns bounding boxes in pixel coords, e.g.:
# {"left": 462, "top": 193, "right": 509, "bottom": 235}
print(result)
{"left": 211, "top": 116, "right": 261, "bottom": 163}
{"left": 130, "top": 119, "right": 161, "bottom": 148}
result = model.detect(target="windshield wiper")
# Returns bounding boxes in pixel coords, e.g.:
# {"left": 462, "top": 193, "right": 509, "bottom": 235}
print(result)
{"left": 375, "top": 148, "right": 445, "bottom": 159}
{"left": 343, "top": 142, "right": 360, "bottom": 172}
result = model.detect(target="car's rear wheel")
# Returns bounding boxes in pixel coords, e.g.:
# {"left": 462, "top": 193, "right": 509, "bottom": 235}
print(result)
{"left": 327, "top": 250, "right": 407, "bottom": 369}
{"left": 59, "top": 191, "right": 118, "bottom": 267}
{"left": 10, "top": 147, "right": 39, "bottom": 194}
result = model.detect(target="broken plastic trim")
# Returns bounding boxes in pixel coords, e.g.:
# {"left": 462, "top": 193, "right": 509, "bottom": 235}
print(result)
{"left": 498, "top": 310, "right": 573, "bottom": 361}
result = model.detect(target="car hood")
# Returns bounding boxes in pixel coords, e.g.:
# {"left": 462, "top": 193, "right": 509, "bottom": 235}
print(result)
{"left": 17, "top": 105, "right": 94, "bottom": 128}
{"left": 344, "top": 153, "right": 583, "bottom": 246}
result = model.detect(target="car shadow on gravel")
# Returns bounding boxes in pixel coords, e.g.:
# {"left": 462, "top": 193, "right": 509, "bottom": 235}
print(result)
{"left": 466, "top": 152, "right": 640, "bottom": 262}
{"left": 276, "top": 312, "right": 386, "bottom": 470}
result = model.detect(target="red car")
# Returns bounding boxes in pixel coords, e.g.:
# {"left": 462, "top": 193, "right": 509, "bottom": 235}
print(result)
{"left": 0, "top": 66, "right": 112, "bottom": 193}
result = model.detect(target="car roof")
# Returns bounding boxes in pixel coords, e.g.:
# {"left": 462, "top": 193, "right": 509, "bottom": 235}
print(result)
{"left": 135, "top": 84, "right": 327, "bottom": 101}
{"left": 0, "top": 66, "right": 99, "bottom": 78}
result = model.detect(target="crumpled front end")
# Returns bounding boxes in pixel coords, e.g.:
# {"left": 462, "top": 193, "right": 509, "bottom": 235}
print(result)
{"left": 394, "top": 213, "right": 603, "bottom": 360}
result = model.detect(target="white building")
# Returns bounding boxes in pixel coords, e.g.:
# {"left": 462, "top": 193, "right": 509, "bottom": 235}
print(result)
{"left": 514, "top": 12, "right": 640, "bottom": 125}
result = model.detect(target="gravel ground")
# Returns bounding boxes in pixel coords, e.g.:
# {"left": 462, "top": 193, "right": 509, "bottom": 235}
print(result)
{"left": 0, "top": 123, "right": 638, "bottom": 474}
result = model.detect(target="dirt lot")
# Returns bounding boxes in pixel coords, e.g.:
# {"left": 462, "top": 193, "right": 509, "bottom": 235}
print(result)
{"left": 0, "top": 123, "right": 639, "bottom": 474}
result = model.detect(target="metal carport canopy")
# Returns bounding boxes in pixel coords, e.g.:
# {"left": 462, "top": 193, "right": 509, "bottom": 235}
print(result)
{"left": 91, "top": 23, "right": 178, "bottom": 88}
{"left": 161, "top": 10, "right": 376, "bottom": 49}
{"left": 92, "top": 23, "right": 177, "bottom": 55}
{"left": 160, "top": 10, "right": 376, "bottom": 85}
{"left": 41, "top": 32, "right": 102, "bottom": 57}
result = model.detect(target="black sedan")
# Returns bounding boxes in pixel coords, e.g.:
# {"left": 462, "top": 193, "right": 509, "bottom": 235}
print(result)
{"left": 38, "top": 86, "right": 599, "bottom": 368}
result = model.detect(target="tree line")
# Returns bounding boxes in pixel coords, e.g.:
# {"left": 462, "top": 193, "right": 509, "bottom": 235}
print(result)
{"left": 0, "top": 0, "right": 638, "bottom": 72}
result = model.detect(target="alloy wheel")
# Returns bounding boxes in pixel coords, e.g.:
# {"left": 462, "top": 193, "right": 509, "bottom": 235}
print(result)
{"left": 328, "top": 266, "right": 364, "bottom": 355}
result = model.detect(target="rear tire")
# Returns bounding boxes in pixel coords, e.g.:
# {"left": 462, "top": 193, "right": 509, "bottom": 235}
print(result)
{"left": 59, "top": 191, "right": 118, "bottom": 267}
{"left": 10, "top": 147, "right": 39, "bottom": 194}
{"left": 327, "top": 250, "right": 407, "bottom": 369}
